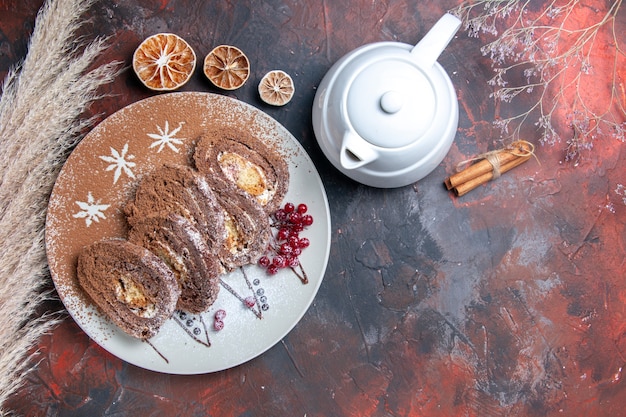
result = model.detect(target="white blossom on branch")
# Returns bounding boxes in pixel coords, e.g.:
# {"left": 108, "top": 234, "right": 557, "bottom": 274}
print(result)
{"left": 452, "top": 0, "right": 625, "bottom": 164}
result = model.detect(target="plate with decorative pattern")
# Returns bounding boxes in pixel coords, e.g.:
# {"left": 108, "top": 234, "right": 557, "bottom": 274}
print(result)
{"left": 45, "top": 92, "right": 331, "bottom": 374}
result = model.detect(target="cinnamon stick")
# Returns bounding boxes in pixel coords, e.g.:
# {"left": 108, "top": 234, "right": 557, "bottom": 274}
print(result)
{"left": 444, "top": 150, "right": 519, "bottom": 190}
{"left": 444, "top": 140, "right": 534, "bottom": 196}
{"left": 451, "top": 153, "right": 532, "bottom": 196}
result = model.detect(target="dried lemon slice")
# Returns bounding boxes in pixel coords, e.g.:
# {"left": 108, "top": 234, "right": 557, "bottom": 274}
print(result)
{"left": 203, "top": 45, "right": 250, "bottom": 90}
{"left": 132, "top": 33, "right": 196, "bottom": 91}
{"left": 258, "top": 70, "right": 295, "bottom": 106}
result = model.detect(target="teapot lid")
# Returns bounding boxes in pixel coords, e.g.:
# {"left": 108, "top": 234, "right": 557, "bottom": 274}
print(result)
{"left": 346, "top": 54, "right": 436, "bottom": 148}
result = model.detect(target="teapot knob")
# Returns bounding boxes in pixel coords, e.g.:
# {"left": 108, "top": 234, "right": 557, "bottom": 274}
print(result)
{"left": 380, "top": 91, "right": 404, "bottom": 114}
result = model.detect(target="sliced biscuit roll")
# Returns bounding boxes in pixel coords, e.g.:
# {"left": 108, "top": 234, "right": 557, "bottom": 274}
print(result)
{"left": 124, "top": 164, "right": 227, "bottom": 252}
{"left": 213, "top": 188, "right": 271, "bottom": 271}
{"left": 76, "top": 239, "right": 180, "bottom": 340}
{"left": 128, "top": 213, "right": 222, "bottom": 314}
{"left": 193, "top": 127, "right": 289, "bottom": 214}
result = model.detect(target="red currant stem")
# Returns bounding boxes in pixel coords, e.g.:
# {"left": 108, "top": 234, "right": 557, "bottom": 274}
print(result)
{"left": 143, "top": 339, "right": 169, "bottom": 364}
{"left": 270, "top": 220, "right": 311, "bottom": 231}
{"left": 219, "top": 269, "right": 263, "bottom": 319}
{"left": 241, "top": 266, "right": 263, "bottom": 318}
{"left": 199, "top": 314, "right": 211, "bottom": 345}
{"left": 290, "top": 263, "right": 309, "bottom": 284}
{"left": 172, "top": 315, "right": 211, "bottom": 347}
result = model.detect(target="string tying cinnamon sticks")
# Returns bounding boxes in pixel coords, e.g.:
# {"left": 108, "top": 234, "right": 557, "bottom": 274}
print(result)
{"left": 444, "top": 140, "right": 536, "bottom": 196}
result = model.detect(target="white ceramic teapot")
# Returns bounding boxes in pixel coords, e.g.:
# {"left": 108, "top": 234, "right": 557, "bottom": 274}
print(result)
{"left": 312, "top": 13, "right": 462, "bottom": 188}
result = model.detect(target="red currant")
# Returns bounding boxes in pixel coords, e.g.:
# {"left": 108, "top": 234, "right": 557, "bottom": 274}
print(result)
{"left": 279, "top": 242, "right": 293, "bottom": 255}
{"left": 213, "top": 320, "right": 224, "bottom": 331}
{"left": 264, "top": 201, "right": 314, "bottom": 276}
{"left": 288, "top": 235, "right": 300, "bottom": 248}
{"left": 272, "top": 255, "right": 287, "bottom": 268}
{"left": 284, "top": 202, "right": 295, "bottom": 213}
{"left": 258, "top": 256, "right": 271, "bottom": 268}
{"left": 274, "top": 209, "right": 287, "bottom": 221}
{"left": 214, "top": 309, "right": 226, "bottom": 321}
{"left": 288, "top": 212, "right": 302, "bottom": 224}
{"left": 277, "top": 227, "right": 290, "bottom": 241}
{"left": 244, "top": 296, "right": 256, "bottom": 308}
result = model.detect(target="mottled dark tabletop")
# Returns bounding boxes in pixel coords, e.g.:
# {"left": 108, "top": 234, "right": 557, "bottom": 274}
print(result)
{"left": 3, "top": 1, "right": 626, "bottom": 416}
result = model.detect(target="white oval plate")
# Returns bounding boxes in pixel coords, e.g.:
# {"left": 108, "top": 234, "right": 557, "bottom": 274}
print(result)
{"left": 46, "top": 92, "right": 331, "bottom": 374}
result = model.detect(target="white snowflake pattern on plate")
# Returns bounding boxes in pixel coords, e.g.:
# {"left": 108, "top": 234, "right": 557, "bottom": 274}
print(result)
{"left": 147, "top": 121, "right": 186, "bottom": 153}
{"left": 99, "top": 143, "right": 136, "bottom": 184}
{"left": 73, "top": 192, "right": 111, "bottom": 227}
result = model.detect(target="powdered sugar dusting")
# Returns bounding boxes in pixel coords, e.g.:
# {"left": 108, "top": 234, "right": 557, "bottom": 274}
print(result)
{"left": 99, "top": 143, "right": 137, "bottom": 184}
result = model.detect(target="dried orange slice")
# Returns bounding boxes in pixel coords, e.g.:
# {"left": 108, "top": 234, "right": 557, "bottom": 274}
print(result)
{"left": 258, "top": 70, "right": 295, "bottom": 106}
{"left": 133, "top": 33, "right": 196, "bottom": 91}
{"left": 203, "top": 45, "right": 250, "bottom": 90}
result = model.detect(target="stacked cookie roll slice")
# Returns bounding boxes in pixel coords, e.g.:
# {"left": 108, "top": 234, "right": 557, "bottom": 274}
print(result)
{"left": 77, "top": 127, "right": 289, "bottom": 340}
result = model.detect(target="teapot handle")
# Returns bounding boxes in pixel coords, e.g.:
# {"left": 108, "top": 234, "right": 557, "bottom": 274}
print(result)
{"left": 410, "top": 13, "right": 461, "bottom": 68}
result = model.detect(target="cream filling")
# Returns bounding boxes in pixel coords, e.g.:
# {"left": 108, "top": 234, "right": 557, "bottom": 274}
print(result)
{"left": 114, "top": 274, "right": 157, "bottom": 319}
{"left": 224, "top": 212, "right": 244, "bottom": 254}
{"left": 218, "top": 151, "right": 272, "bottom": 205}
{"left": 154, "top": 241, "right": 188, "bottom": 284}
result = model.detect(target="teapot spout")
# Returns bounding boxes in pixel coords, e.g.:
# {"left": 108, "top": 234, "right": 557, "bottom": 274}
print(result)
{"left": 340, "top": 131, "right": 378, "bottom": 170}
{"left": 411, "top": 13, "right": 461, "bottom": 68}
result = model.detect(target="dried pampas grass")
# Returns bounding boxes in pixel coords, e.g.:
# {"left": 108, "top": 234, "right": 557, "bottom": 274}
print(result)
{"left": 0, "top": 0, "right": 122, "bottom": 412}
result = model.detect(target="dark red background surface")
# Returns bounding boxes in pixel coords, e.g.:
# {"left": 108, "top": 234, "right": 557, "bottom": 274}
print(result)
{"left": 2, "top": 0, "right": 626, "bottom": 416}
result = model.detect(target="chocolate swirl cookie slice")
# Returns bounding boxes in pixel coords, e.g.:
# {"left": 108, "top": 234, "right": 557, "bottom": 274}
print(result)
{"left": 124, "top": 164, "right": 226, "bottom": 252}
{"left": 193, "top": 127, "right": 289, "bottom": 214}
{"left": 77, "top": 239, "right": 180, "bottom": 340}
{"left": 128, "top": 213, "right": 222, "bottom": 314}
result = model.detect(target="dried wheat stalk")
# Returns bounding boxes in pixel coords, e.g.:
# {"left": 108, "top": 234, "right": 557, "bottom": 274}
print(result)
{"left": 0, "top": 0, "right": 121, "bottom": 412}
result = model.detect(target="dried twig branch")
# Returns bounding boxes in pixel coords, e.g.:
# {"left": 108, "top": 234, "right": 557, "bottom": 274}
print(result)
{"left": 452, "top": 0, "right": 625, "bottom": 164}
